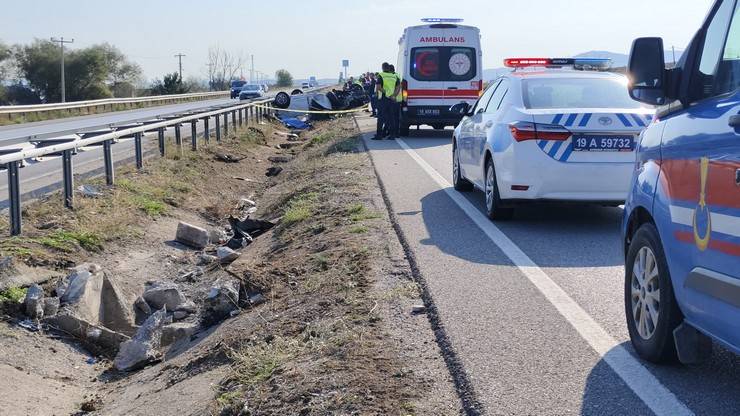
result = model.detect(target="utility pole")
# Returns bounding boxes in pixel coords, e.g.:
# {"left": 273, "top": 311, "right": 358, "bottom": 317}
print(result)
{"left": 50, "top": 36, "right": 74, "bottom": 103}
{"left": 174, "top": 53, "right": 186, "bottom": 80}
{"left": 250, "top": 54, "right": 254, "bottom": 84}
{"left": 207, "top": 62, "right": 214, "bottom": 91}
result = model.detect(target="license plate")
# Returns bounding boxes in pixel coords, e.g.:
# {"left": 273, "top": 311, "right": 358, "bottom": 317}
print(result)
{"left": 417, "top": 108, "right": 440, "bottom": 116}
{"left": 572, "top": 134, "right": 634, "bottom": 152}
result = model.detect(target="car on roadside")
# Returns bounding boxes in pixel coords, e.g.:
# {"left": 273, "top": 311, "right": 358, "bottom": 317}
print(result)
{"left": 301, "top": 82, "right": 310, "bottom": 90}
{"left": 622, "top": 0, "right": 740, "bottom": 364}
{"left": 450, "top": 58, "right": 654, "bottom": 220}
{"left": 230, "top": 80, "right": 247, "bottom": 99}
{"left": 238, "top": 84, "right": 264, "bottom": 100}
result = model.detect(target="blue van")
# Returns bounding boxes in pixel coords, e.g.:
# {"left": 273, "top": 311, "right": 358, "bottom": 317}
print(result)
{"left": 623, "top": 0, "right": 740, "bottom": 363}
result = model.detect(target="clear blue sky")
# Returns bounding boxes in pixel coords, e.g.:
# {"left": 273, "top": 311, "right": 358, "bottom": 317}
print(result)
{"left": 1, "top": 0, "right": 713, "bottom": 81}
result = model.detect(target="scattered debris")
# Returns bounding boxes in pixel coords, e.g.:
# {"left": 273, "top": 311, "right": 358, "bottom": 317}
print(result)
{"left": 17, "top": 319, "right": 40, "bottom": 332}
{"left": 268, "top": 155, "right": 292, "bottom": 163}
{"left": 209, "top": 228, "right": 228, "bottom": 245}
{"left": 142, "top": 281, "right": 187, "bottom": 311}
{"left": 216, "top": 247, "right": 240, "bottom": 264}
{"left": 77, "top": 184, "right": 103, "bottom": 198}
{"left": 202, "top": 279, "right": 240, "bottom": 325}
{"left": 231, "top": 176, "right": 257, "bottom": 182}
{"left": 277, "top": 142, "right": 301, "bottom": 149}
{"left": 229, "top": 216, "right": 275, "bottom": 239}
{"left": 281, "top": 117, "right": 311, "bottom": 130}
{"left": 411, "top": 305, "right": 427, "bottom": 314}
{"left": 265, "top": 166, "right": 283, "bottom": 177}
{"left": 214, "top": 152, "right": 245, "bottom": 163}
{"left": 133, "top": 296, "right": 152, "bottom": 325}
{"left": 114, "top": 309, "right": 168, "bottom": 371}
{"left": 238, "top": 198, "right": 256, "bottom": 209}
{"left": 43, "top": 296, "right": 60, "bottom": 316}
{"left": 248, "top": 293, "right": 266, "bottom": 306}
{"left": 197, "top": 254, "right": 218, "bottom": 266}
{"left": 24, "top": 283, "right": 45, "bottom": 319}
{"left": 175, "top": 222, "right": 210, "bottom": 249}
{"left": 161, "top": 321, "right": 198, "bottom": 347}
{"left": 247, "top": 127, "right": 266, "bottom": 138}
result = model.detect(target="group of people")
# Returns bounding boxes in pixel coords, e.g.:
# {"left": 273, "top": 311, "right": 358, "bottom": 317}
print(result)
{"left": 345, "top": 63, "right": 403, "bottom": 140}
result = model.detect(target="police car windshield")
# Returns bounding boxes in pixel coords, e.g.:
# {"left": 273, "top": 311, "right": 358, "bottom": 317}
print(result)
{"left": 231, "top": 81, "right": 246, "bottom": 88}
{"left": 522, "top": 77, "right": 641, "bottom": 109}
{"left": 243, "top": 85, "right": 260, "bottom": 91}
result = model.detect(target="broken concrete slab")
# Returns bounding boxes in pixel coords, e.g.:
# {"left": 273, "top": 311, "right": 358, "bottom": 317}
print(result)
{"left": 43, "top": 297, "right": 60, "bottom": 316}
{"left": 0, "top": 256, "right": 63, "bottom": 293}
{"left": 202, "top": 279, "right": 240, "bottom": 326}
{"left": 114, "top": 309, "right": 167, "bottom": 371}
{"left": 24, "top": 284, "right": 44, "bottom": 319}
{"left": 161, "top": 322, "right": 198, "bottom": 347}
{"left": 45, "top": 311, "right": 130, "bottom": 355}
{"left": 216, "top": 247, "right": 240, "bottom": 264}
{"left": 134, "top": 296, "right": 151, "bottom": 326}
{"left": 175, "top": 222, "right": 210, "bottom": 249}
{"left": 142, "top": 281, "right": 187, "bottom": 311}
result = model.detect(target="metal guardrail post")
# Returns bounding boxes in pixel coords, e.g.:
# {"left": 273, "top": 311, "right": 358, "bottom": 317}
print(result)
{"left": 223, "top": 113, "right": 229, "bottom": 136}
{"left": 8, "top": 161, "right": 21, "bottom": 236}
{"left": 249, "top": 107, "right": 254, "bottom": 124}
{"left": 203, "top": 117, "right": 210, "bottom": 143}
{"left": 191, "top": 120, "right": 198, "bottom": 151}
{"left": 215, "top": 115, "right": 221, "bottom": 142}
{"left": 231, "top": 111, "right": 237, "bottom": 130}
{"left": 103, "top": 139, "right": 114, "bottom": 185}
{"left": 238, "top": 108, "right": 243, "bottom": 127}
{"left": 158, "top": 128, "right": 165, "bottom": 157}
{"left": 175, "top": 124, "right": 182, "bottom": 146}
{"left": 134, "top": 132, "right": 143, "bottom": 169}
{"left": 62, "top": 149, "right": 74, "bottom": 208}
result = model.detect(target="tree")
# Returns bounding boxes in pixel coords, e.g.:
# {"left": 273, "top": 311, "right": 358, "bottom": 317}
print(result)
{"left": 207, "top": 45, "right": 245, "bottom": 91}
{"left": 275, "top": 69, "right": 293, "bottom": 87}
{"left": 14, "top": 40, "right": 142, "bottom": 102}
{"left": 150, "top": 72, "right": 189, "bottom": 95}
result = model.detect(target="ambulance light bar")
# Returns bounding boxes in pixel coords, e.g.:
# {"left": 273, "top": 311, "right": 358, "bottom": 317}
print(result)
{"left": 421, "top": 18, "right": 464, "bottom": 23}
{"left": 503, "top": 58, "right": 612, "bottom": 71}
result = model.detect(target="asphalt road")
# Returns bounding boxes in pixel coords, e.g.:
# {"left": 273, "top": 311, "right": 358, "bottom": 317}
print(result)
{"left": 362, "top": 123, "right": 740, "bottom": 415}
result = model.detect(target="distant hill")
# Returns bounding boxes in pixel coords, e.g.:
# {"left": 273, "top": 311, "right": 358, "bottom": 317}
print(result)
{"left": 483, "top": 49, "right": 684, "bottom": 80}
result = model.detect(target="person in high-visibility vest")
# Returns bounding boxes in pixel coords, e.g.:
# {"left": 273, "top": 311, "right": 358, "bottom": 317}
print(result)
{"left": 388, "top": 64, "right": 402, "bottom": 138}
{"left": 372, "top": 63, "right": 401, "bottom": 140}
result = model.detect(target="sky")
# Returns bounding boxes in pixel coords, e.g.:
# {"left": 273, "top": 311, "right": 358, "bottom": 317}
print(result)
{"left": 1, "top": 0, "right": 714, "bottom": 82}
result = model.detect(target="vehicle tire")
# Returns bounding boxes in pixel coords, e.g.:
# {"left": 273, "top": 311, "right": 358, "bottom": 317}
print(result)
{"left": 433, "top": 124, "right": 445, "bottom": 130}
{"left": 273, "top": 92, "right": 291, "bottom": 109}
{"left": 291, "top": 89, "right": 303, "bottom": 95}
{"left": 625, "top": 223, "right": 683, "bottom": 363}
{"left": 400, "top": 123, "right": 411, "bottom": 137}
{"left": 484, "top": 159, "right": 513, "bottom": 221}
{"left": 453, "top": 141, "right": 473, "bottom": 192}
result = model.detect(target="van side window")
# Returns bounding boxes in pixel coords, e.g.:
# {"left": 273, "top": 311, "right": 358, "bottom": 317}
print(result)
{"left": 485, "top": 79, "right": 509, "bottom": 112}
{"left": 473, "top": 80, "right": 500, "bottom": 114}
{"left": 692, "top": 0, "right": 738, "bottom": 101}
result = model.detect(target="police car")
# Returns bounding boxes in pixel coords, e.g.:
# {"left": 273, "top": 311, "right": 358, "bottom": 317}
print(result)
{"left": 451, "top": 58, "right": 655, "bottom": 220}
{"left": 622, "top": 0, "right": 740, "bottom": 364}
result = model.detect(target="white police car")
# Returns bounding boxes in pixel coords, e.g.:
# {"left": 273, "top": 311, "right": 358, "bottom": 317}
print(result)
{"left": 451, "top": 58, "right": 655, "bottom": 220}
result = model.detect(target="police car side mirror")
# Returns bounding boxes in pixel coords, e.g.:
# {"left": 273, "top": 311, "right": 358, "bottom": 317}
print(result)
{"left": 450, "top": 102, "right": 471, "bottom": 116}
{"left": 628, "top": 37, "right": 668, "bottom": 106}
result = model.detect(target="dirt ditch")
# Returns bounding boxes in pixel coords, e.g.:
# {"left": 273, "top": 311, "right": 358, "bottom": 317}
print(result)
{"left": 0, "top": 115, "right": 460, "bottom": 415}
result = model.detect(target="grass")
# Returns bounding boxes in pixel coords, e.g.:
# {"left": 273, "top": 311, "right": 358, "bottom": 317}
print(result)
{"left": 347, "top": 203, "right": 381, "bottom": 222}
{"left": 349, "top": 225, "right": 368, "bottom": 234}
{"left": 0, "top": 287, "right": 27, "bottom": 304}
{"left": 282, "top": 191, "right": 318, "bottom": 225}
{"left": 306, "top": 132, "right": 336, "bottom": 147}
{"left": 38, "top": 230, "right": 103, "bottom": 252}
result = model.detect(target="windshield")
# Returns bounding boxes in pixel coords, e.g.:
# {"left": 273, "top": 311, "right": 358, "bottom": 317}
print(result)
{"left": 243, "top": 85, "right": 260, "bottom": 91}
{"left": 230, "top": 80, "right": 246, "bottom": 88}
{"left": 522, "top": 77, "right": 642, "bottom": 109}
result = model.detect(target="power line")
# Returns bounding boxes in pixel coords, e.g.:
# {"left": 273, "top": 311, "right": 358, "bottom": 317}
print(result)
{"left": 174, "top": 53, "right": 186, "bottom": 80}
{"left": 50, "top": 36, "right": 74, "bottom": 103}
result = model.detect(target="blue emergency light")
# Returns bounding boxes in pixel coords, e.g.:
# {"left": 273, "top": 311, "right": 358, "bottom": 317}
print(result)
{"left": 421, "top": 18, "right": 464, "bottom": 23}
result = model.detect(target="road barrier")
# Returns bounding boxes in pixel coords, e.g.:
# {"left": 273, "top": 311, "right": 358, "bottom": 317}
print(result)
{"left": 0, "top": 98, "right": 276, "bottom": 236}
{"left": 0, "top": 91, "right": 231, "bottom": 121}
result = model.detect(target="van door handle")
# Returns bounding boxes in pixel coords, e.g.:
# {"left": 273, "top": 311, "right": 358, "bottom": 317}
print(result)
{"left": 447, "top": 87, "right": 458, "bottom": 90}
{"left": 729, "top": 114, "right": 740, "bottom": 128}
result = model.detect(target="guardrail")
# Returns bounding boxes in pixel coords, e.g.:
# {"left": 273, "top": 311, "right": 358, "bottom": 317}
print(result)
{"left": 0, "top": 98, "right": 276, "bottom": 235}
{"left": 0, "top": 91, "right": 231, "bottom": 121}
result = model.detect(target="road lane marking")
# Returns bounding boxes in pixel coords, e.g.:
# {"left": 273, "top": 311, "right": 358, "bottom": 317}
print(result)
{"left": 394, "top": 138, "right": 693, "bottom": 416}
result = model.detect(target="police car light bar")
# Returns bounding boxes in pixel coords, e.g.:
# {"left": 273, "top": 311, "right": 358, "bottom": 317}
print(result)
{"left": 421, "top": 18, "right": 464, "bottom": 23}
{"left": 504, "top": 57, "right": 612, "bottom": 71}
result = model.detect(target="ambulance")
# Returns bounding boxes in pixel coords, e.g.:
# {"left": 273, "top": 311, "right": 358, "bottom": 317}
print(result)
{"left": 396, "top": 18, "right": 482, "bottom": 136}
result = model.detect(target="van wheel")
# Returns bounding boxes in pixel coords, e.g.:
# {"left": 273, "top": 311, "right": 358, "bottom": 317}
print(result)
{"left": 400, "top": 123, "right": 410, "bottom": 137}
{"left": 625, "top": 223, "right": 683, "bottom": 363}
{"left": 453, "top": 141, "right": 473, "bottom": 192}
{"left": 433, "top": 124, "right": 445, "bottom": 130}
{"left": 484, "top": 160, "right": 513, "bottom": 221}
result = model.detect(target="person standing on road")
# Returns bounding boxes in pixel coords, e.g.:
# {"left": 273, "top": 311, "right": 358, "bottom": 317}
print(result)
{"left": 367, "top": 73, "right": 378, "bottom": 117}
{"left": 373, "top": 63, "right": 401, "bottom": 140}
{"left": 388, "top": 64, "right": 402, "bottom": 139}
{"left": 372, "top": 63, "right": 391, "bottom": 140}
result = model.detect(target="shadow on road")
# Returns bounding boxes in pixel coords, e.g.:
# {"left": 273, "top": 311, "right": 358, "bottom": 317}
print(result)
{"left": 418, "top": 188, "right": 624, "bottom": 267}
{"left": 581, "top": 341, "right": 740, "bottom": 415}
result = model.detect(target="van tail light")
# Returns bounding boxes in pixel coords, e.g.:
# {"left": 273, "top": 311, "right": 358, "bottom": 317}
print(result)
{"left": 477, "top": 80, "right": 483, "bottom": 96}
{"left": 509, "top": 121, "right": 571, "bottom": 142}
{"left": 402, "top": 79, "right": 408, "bottom": 103}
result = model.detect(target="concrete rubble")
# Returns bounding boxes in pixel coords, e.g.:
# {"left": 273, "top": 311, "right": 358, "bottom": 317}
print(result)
{"left": 216, "top": 247, "right": 240, "bottom": 264}
{"left": 24, "top": 284, "right": 45, "bottom": 319}
{"left": 142, "top": 281, "right": 188, "bottom": 311}
{"left": 114, "top": 309, "right": 168, "bottom": 371}
{"left": 175, "top": 221, "right": 210, "bottom": 249}
{"left": 202, "top": 279, "right": 241, "bottom": 325}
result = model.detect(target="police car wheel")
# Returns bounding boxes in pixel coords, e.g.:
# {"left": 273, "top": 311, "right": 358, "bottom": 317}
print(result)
{"left": 625, "top": 223, "right": 683, "bottom": 363}
{"left": 452, "top": 141, "right": 473, "bottom": 192}
{"left": 484, "top": 160, "right": 513, "bottom": 221}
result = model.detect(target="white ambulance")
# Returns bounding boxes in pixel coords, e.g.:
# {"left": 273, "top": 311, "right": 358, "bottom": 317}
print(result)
{"left": 396, "top": 18, "right": 482, "bottom": 136}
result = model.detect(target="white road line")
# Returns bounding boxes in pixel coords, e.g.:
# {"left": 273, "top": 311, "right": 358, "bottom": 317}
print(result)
{"left": 395, "top": 138, "right": 693, "bottom": 416}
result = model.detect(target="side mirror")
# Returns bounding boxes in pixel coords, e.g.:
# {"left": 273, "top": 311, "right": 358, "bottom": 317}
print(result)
{"left": 450, "top": 102, "right": 471, "bottom": 116}
{"left": 628, "top": 37, "right": 668, "bottom": 106}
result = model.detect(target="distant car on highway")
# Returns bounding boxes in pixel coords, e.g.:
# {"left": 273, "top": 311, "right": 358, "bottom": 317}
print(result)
{"left": 230, "top": 80, "right": 247, "bottom": 99}
{"left": 622, "top": 0, "right": 740, "bottom": 364}
{"left": 451, "top": 57, "right": 654, "bottom": 220}
{"left": 238, "top": 84, "right": 264, "bottom": 100}
{"left": 301, "top": 82, "right": 310, "bottom": 89}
